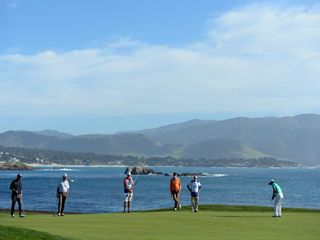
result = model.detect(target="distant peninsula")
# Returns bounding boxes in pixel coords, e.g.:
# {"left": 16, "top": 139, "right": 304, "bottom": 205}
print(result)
{"left": 0, "top": 146, "right": 298, "bottom": 168}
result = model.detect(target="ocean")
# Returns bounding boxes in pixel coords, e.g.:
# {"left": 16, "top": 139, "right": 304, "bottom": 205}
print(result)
{"left": 0, "top": 166, "right": 319, "bottom": 213}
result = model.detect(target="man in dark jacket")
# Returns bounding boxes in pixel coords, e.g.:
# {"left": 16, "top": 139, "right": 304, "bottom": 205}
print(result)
{"left": 10, "top": 174, "right": 25, "bottom": 218}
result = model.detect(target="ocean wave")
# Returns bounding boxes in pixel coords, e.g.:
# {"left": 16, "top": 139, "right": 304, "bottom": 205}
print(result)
{"left": 37, "top": 168, "right": 79, "bottom": 172}
{"left": 202, "top": 173, "right": 228, "bottom": 177}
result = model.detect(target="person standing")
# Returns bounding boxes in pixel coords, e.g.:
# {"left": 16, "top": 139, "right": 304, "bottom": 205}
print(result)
{"left": 10, "top": 174, "right": 25, "bottom": 218}
{"left": 187, "top": 176, "right": 202, "bottom": 212}
{"left": 269, "top": 179, "right": 284, "bottom": 217}
{"left": 170, "top": 172, "right": 181, "bottom": 211}
{"left": 57, "top": 173, "right": 70, "bottom": 216}
{"left": 123, "top": 172, "right": 134, "bottom": 213}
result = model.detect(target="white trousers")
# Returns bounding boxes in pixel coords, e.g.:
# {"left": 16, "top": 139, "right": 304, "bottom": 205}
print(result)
{"left": 274, "top": 193, "right": 284, "bottom": 217}
{"left": 191, "top": 195, "right": 199, "bottom": 211}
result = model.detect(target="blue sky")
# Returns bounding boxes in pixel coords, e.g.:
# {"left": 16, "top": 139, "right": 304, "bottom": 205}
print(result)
{"left": 1, "top": 0, "right": 320, "bottom": 134}
{"left": 1, "top": 0, "right": 253, "bottom": 53}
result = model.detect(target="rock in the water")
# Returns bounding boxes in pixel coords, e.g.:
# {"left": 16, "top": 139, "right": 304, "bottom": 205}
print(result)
{"left": 178, "top": 172, "right": 206, "bottom": 177}
{"left": 125, "top": 166, "right": 163, "bottom": 175}
{"left": 0, "top": 162, "right": 33, "bottom": 170}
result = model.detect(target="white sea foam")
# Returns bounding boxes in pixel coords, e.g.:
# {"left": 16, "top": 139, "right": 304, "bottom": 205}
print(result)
{"left": 202, "top": 173, "right": 228, "bottom": 177}
{"left": 37, "top": 168, "right": 79, "bottom": 172}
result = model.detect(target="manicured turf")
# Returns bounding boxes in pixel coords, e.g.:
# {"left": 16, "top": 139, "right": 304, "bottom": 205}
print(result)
{"left": 0, "top": 205, "right": 319, "bottom": 240}
{"left": 0, "top": 225, "right": 74, "bottom": 240}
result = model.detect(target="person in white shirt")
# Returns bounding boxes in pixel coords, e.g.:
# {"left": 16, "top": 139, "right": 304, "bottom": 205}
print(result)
{"left": 56, "top": 173, "right": 70, "bottom": 216}
{"left": 187, "top": 176, "right": 202, "bottom": 212}
{"left": 123, "top": 172, "right": 134, "bottom": 213}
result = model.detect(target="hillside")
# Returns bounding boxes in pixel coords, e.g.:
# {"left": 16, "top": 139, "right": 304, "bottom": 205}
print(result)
{"left": 0, "top": 132, "right": 172, "bottom": 156}
{"left": 181, "top": 138, "right": 269, "bottom": 159}
{"left": 1, "top": 114, "right": 320, "bottom": 165}
{"left": 139, "top": 114, "right": 320, "bottom": 165}
{"left": 0, "top": 146, "right": 297, "bottom": 167}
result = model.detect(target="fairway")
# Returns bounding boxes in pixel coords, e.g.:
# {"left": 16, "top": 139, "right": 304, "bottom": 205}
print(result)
{"left": 0, "top": 206, "right": 319, "bottom": 240}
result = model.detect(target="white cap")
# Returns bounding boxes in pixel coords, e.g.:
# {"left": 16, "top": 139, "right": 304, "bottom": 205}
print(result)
{"left": 268, "top": 179, "right": 274, "bottom": 185}
{"left": 127, "top": 172, "right": 131, "bottom": 176}
{"left": 63, "top": 173, "right": 68, "bottom": 178}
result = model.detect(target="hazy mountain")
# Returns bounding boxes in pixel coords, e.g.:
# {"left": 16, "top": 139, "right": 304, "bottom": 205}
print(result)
{"left": 51, "top": 133, "right": 171, "bottom": 156}
{"left": 0, "top": 131, "right": 171, "bottom": 156}
{"left": 34, "top": 130, "right": 74, "bottom": 139}
{"left": 0, "top": 131, "right": 60, "bottom": 149}
{"left": 181, "top": 138, "right": 269, "bottom": 160}
{"left": 140, "top": 114, "right": 320, "bottom": 165}
{"left": 1, "top": 114, "right": 320, "bottom": 165}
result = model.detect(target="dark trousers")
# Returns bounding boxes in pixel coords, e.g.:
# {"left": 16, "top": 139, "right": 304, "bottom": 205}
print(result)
{"left": 57, "top": 193, "right": 67, "bottom": 214}
{"left": 171, "top": 191, "right": 180, "bottom": 208}
{"left": 11, "top": 194, "right": 22, "bottom": 216}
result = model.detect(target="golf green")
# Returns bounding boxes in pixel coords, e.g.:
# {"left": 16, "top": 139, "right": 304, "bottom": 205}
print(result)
{"left": 0, "top": 206, "right": 319, "bottom": 240}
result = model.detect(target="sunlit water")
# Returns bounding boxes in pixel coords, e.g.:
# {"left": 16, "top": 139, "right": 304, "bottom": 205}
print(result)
{"left": 0, "top": 166, "right": 319, "bottom": 213}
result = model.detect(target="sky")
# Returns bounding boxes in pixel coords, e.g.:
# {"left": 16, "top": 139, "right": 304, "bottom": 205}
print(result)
{"left": 1, "top": 0, "right": 320, "bottom": 134}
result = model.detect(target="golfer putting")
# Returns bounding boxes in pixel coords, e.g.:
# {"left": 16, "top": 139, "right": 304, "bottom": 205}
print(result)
{"left": 269, "top": 179, "right": 284, "bottom": 217}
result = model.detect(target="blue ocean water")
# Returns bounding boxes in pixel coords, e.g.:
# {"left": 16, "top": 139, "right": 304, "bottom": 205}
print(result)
{"left": 0, "top": 167, "right": 319, "bottom": 213}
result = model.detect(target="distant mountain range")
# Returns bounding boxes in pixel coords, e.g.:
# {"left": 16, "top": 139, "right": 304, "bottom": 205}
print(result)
{"left": 0, "top": 114, "right": 320, "bottom": 166}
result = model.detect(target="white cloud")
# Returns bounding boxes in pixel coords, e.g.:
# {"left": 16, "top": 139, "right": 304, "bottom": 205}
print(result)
{"left": 206, "top": 4, "right": 320, "bottom": 59}
{"left": 1, "top": 4, "right": 320, "bottom": 117}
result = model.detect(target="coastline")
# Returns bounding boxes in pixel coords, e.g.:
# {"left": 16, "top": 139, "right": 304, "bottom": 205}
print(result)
{"left": 1, "top": 204, "right": 320, "bottom": 214}
{"left": 29, "top": 163, "right": 128, "bottom": 168}
{"left": 27, "top": 164, "right": 320, "bottom": 169}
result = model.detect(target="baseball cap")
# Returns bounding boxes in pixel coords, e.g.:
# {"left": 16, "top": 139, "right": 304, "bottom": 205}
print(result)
{"left": 268, "top": 179, "right": 274, "bottom": 185}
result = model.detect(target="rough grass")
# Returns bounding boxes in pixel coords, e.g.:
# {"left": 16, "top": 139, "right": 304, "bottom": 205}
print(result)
{"left": 0, "top": 205, "right": 319, "bottom": 240}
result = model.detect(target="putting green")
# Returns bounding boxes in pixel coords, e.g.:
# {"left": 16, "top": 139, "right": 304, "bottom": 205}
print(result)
{"left": 0, "top": 206, "right": 319, "bottom": 240}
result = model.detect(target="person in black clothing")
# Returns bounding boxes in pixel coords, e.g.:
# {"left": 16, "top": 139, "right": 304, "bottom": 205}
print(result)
{"left": 10, "top": 174, "right": 25, "bottom": 218}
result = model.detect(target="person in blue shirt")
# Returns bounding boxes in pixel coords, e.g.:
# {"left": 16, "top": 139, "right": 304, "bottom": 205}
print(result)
{"left": 187, "top": 176, "right": 202, "bottom": 212}
{"left": 268, "top": 179, "right": 284, "bottom": 217}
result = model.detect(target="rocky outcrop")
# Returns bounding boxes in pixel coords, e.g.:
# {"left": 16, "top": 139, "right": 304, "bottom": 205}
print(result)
{"left": 125, "top": 166, "right": 163, "bottom": 175}
{"left": 124, "top": 167, "right": 208, "bottom": 177}
{"left": 178, "top": 172, "right": 207, "bottom": 177}
{"left": 0, "top": 162, "right": 33, "bottom": 170}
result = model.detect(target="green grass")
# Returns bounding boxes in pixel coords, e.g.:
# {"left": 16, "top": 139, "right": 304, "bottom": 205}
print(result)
{"left": 0, "top": 225, "right": 74, "bottom": 240}
{"left": 0, "top": 205, "right": 319, "bottom": 240}
{"left": 238, "top": 145, "right": 269, "bottom": 159}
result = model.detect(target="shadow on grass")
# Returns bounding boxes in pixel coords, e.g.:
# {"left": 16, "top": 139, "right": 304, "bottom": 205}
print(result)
{"left": 211, "top": 215, "right": 271, "bottom": 218}
{"left": 0, "top": 225, "right": 75, "bottom": 240}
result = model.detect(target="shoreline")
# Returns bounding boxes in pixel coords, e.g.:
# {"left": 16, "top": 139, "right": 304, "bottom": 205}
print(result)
{"left": 1, "top": 204, "right": 319, "bottom": 214}
{"left": 26, "top": 164, "right": 320, "bottom": 169}
{"left": 29, "top": 164, "right": 128, "bottom": 168}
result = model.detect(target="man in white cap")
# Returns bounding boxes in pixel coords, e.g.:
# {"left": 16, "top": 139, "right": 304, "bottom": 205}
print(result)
{"left": 268, "top": 179, "right": 284, "bottom": 217}
{"left": 187, "top": 176, "right": 202, "bottom": 212}
{"left": 56, "top": 173, "right": 70, "bottom": 216}
{"left": 123, "top": 172, "right": 134, "bottom": 213}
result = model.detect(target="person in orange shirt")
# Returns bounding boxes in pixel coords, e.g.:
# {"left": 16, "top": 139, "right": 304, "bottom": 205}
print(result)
{"left": 170, "top": 172, "right": 181, "bottom": 211}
